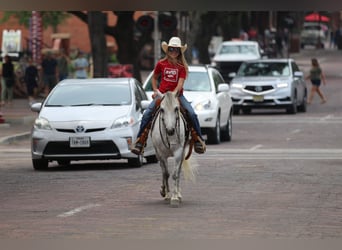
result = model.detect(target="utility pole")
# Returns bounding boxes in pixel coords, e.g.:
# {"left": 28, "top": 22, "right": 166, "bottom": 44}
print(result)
{"left": 154, "top": 11, "right": 160, "bottom": 66}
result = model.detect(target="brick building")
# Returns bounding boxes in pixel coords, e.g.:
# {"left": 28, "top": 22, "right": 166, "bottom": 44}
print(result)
{"left": 0, "top": 11, "right": 131, "bottom": 56}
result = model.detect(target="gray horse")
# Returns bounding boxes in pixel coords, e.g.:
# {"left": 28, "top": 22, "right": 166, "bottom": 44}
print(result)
{"left": 150, "top": 91, "right": 197, "bottom": 207}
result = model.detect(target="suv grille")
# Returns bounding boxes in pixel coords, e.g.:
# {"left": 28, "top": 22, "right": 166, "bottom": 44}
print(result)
{"left": 244, "top": 85, "right": 274, "bottom": 93}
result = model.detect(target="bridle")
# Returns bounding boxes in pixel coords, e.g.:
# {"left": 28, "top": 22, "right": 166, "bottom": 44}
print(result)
{"left": 158, "top": 99, "right": 184, "bottom": 149}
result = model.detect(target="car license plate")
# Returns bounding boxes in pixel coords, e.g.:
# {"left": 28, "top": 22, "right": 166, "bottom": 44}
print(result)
{"left": 253, "top": 95, "right": 264, "bottom": 102}
{"left": 69, "top": 137, "right": 90, "bottom": 148}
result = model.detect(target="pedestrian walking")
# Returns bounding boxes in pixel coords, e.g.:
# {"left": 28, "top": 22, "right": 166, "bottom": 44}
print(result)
{"left": 41, "top": 51, "right": 58, "bottom": 96}
{"left": 24, "top": 57, "right": 39, "bottom": 105}
{"left": 57, "top": 49, "right": 69, "bottom": 81}
{"left": 0, "top": 55, "right": 15, "bottom": 107}
{"left": 306, "top": 58, "right": 327, "bottom": 104}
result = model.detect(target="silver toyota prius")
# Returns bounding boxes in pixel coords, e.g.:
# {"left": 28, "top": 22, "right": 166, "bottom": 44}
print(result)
{"left": 30, "top": 78, "right": 157, "bottom": 170}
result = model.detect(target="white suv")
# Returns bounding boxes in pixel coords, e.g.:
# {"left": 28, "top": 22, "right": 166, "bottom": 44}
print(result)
{"left": 211, "top": 40, "right": 263, "bottom": 82}
{"left": 300, "top": 22, "right": 327, "bottom": 48}
{"left": 143, "top": 65, "right": 233, "bottom": 144}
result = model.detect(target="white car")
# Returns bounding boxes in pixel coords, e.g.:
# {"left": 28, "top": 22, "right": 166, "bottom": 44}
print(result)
{"left": 211, "top": 40, "right": 263, "bottom": 82}
{"left": 300, "top": 22, "right": 328, "bottom": 48}
{"left": 229, "top": 58, "right": 307, "bottom": 114}
{"left": 143, "top": 65, "right": 233, "bottom": 144}
{"left": 30, "top": 78, "right": 157, "bottom": 170}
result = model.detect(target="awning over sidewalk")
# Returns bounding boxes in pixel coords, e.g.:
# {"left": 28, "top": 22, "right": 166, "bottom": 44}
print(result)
{"left": 305, "top": 13, "right": 330, "bottom": 22}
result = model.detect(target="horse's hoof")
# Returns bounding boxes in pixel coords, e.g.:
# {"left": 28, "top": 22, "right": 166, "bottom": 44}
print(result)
{"left": 160, "top": 190, "right": 165, "bottom": 197}
{"left": 170, "top": 198, "right": 180, "bottom": 207}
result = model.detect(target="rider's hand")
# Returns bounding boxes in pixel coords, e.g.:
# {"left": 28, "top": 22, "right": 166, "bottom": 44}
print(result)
{"left": 152, "top": 90, "right": 164, "bottom": 99}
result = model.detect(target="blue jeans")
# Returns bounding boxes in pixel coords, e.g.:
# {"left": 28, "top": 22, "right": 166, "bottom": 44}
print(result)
{"left": 137, "top": 95, "right": 203, "bottom": 140}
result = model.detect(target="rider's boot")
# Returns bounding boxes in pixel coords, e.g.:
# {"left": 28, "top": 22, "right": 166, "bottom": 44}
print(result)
{"left": 131, "top": 126, "right": 150, "bottom": 155}
{"left": 191, "top": 128, "right": 206, "bottom": 154}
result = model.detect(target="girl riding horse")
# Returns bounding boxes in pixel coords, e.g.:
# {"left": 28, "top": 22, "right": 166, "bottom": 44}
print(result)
{"left": 131, "top": 37, "right": 206, "bottom": 155}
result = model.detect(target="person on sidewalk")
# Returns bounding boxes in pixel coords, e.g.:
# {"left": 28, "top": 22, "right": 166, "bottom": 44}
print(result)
{"left": 306, "top": 58, "right": 327, "bottom": 104}
{"left": 0, "top": 55, "right": 15, "bottom": 107}
{"left": 41, "top": 52, "right": 58, "bottom": 96}
{"left": 57, "top": 49, "right": 69, "bottom": 81}
{"left": 73, "top": 51, "right": 89, "bottom": 79}
{"left": 24, "top": 57, "right": 39, "bottom": 105}
{"left": 131, "top": 37, "right": 206, "bottom": 155}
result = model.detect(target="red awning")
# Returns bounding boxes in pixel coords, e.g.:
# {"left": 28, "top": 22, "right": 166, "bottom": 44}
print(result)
{"left": 305, "top": 13, "right": 330, "bottom": 22}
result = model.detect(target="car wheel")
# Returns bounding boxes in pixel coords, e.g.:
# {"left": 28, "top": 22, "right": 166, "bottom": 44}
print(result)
{"left": 32, "top": 159, "right": 49, "bottom": 170}
{"left": 207, "top": 114, "right": 221, "bottom": 145}
{"left": 221, "top": 112, "right": 232, "bottom": 142}
{"left": 145, "top": 155, "right": 158, "bottom": 164}
{"left": 286, "top": 93, "right": 297, "bottom": 114}
{"left": 233, "top": 107, "right": 240, "bottom": 115}
{"left": 128, "top": 154, "right": 144, "bottom": 168}
{"left": 57, "top": 160, "right": 70, "bottom": 166}
{"left": 298, "top": 91, "right": 307, "bottom": 112}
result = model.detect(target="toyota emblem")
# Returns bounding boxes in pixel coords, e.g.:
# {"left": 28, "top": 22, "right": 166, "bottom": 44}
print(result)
{"left": 75, "top": 125, "right": 85, "bottom": 133}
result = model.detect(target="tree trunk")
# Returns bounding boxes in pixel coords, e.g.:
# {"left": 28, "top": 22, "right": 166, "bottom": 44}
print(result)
{"left": 115, "top": 12, "right": 142, "bottom": 82}
{"left": 88, "top": 12, "right": 107, "bottom": 77}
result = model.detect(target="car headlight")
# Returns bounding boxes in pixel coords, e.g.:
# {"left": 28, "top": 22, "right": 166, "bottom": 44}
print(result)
{"left": 231, "top": 83, "right": 244, "bottom": 89}
{"left": 277, "top": 83, "right": 289, "bottom": 88}
{"left": 34, "top": 117, "right": 52, "bottom": 130}
{"left": 111, "top": 116, "right": 134, "bottom": 129}
{"left": 194, "top": 100, "right": 211, "bottom": 111}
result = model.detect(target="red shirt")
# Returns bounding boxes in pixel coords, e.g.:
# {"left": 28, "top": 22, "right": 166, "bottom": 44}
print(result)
{"left": 154, "top": 59, "right": 186, "bottom": 95}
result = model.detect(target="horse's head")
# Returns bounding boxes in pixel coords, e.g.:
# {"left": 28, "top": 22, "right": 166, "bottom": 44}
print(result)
{"left": 159, "top": 91, "right": 180, "bottom": 136}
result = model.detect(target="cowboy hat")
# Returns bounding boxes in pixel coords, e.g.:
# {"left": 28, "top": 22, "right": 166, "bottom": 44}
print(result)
{"left": 161, "top": 37, "right": 187, "bottom": 54}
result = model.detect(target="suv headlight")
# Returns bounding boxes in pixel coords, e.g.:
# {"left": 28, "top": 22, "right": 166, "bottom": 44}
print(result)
{"left": 231, "top": 83, "right": 244, "bottom": 89}
{"left": 194, "top": 100, "right": 211, "bottom": 111}
{"left": 277, "top": 83, "right": 289, "bottom": 88}
{"left": 34, "top": 117, "right": 52, "bottom": 130}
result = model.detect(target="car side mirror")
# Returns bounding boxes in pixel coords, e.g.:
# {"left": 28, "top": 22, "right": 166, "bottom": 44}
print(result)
{"left": 31, "top": 102, "right": 42, "bottom": 113}
{"left": 294, "top": 71, "right": 304, "bottom": 78}
{"left": 141, "top": 100, "right": 151, "bottom": 110}
{"left": 229, "top": 72, "right": 236, "bottom": 78}
{"left": 217, "top": 83, "right": 230, "bottom": 92}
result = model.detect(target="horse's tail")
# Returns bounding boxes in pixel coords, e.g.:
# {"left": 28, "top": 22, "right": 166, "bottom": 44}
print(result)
{"left": 182, "top": 156, "right": 198, "bottom": 183}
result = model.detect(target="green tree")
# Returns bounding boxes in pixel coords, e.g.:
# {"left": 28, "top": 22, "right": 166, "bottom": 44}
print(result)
{"left": 0, "top": 11, "right": 70, "bottom": 32}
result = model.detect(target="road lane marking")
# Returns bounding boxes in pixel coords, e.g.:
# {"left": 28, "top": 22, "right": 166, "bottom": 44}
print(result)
{"left": 57, "top": 203, "right": 101, "bottom": 218}
{"left": 250, "top": 144, "right": 263, "bottom": 151}
{"left": 233, "top": 116, "right": 342, "bottom": 124}
{"left": 320, "top": 114, "right": 334, "bottom": 121}
{"left": 197, "top": 148, "right": 342, "bottom": 160}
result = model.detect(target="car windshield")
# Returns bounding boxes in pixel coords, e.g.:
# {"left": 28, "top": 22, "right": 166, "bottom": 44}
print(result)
{"left": 219, "top": 44, "right": 258, "bottom": 56}
{"left": 237, "top": 62, "right": 290, "bottom": 77}
{"left": 145, "top": 71, "right": 211, "bottom": 92}
{"left": 45, "top": 84, "right": 132, "bottom": 106}
{"left": 183, "top": 72, "right": 211, "bottom": 91}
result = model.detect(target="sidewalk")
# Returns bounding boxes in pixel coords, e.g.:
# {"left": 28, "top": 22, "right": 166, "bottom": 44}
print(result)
{"left": 0, "top": 98, "right": 38, "bottom": 144}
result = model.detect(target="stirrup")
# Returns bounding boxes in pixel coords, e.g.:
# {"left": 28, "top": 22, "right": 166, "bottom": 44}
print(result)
{"left": 131, "top": 140, "right": 144, "bottom": 155}
{"left": 194, "top": 139, "right": 206, "bottom": 154}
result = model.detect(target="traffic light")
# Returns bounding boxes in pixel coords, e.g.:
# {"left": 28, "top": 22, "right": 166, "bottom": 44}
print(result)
{"left": 136, "top": 15, "right": 154, "bottom": 33}
{"left": 136, "top": 14, "right": 177, "bottom": 33}
{"left": 158, "top": 13, "right": 177, "bottom": 32}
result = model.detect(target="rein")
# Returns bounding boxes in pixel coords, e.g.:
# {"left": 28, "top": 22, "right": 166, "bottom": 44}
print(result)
{"left": 152, "top": 94, "right": 193, "bottom": 159}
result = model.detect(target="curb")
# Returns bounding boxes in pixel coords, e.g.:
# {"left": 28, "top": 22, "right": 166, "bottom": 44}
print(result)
{"left": 0, "top": 116, "right": 34, "bottom": 145}
{"left": 0, "top": 131, "right": 31, "bottom": 145}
